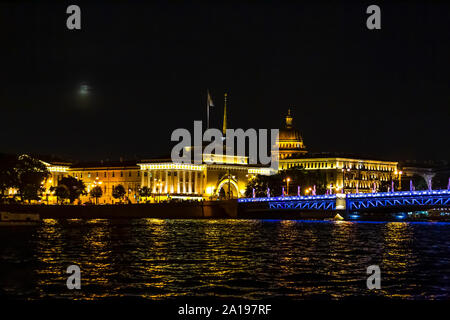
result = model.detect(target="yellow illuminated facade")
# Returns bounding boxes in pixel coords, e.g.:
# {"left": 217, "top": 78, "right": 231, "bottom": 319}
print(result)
{"left": 280, "top": 157, "right": 398, "bottom": 193}
{"left": 137, "top": 157, "right": 272, "bottom": 202}
{"left": 70, "top": 161, "right": 141, "bottom": 204}
{"left": 275, "top": 110, "right": 399, "bottom": 193}
{"left": 36, "top": 157, "right": 272, "bottom": 204}
{"left": 12, "top": 108, "right": 399, "bottom": 203}
{"left": 41, "top": 160, "right": 71, "bottom": 204}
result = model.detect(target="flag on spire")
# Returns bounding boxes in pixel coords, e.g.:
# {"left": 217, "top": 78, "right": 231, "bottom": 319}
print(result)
{"left": 207, "top": 90, "right": 214, "bottom": 108}
{"left": 206, "top": 90, "right": 214, "bottom": 129}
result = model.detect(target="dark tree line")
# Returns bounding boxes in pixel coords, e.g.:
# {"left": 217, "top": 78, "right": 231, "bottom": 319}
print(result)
{"left": 0, "top": 154, "right": 88, "bottom": 204}
{"left": 245, "top": 167, "right": 329, "bottom": 198}
{"left": 0, "top": 154, "right": 50, "bottom": 203}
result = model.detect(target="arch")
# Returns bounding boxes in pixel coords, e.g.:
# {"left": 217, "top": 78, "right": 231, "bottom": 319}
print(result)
{"left": 216, "top": 178, "right": 239, "bottom": 198}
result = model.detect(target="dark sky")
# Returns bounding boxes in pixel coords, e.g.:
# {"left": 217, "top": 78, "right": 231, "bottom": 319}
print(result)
{"left": 1, "top": 1, "right": 449, "bottom": 161}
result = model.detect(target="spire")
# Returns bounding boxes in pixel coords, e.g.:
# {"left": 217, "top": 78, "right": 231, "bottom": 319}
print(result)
{"left": 285, "top": 108, "right": 293, "bottom": 128}
{"left": 222, "top": 93, "right": 228, "bottom": 135}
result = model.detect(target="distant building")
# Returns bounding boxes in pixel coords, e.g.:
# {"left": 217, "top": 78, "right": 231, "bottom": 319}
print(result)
{"left": 276, "top": 110, "right": 398, "bottom": 193}
{"left": 280, "top": 154, "right": 398, "bottom": 193}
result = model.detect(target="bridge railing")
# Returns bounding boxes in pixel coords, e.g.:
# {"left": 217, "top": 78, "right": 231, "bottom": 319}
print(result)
{"left": 346, "top": 189, "right": 450, "bottom": 199}
{"left": 239, "top": 189, "right": 450, "bottom": 203}
{"left": 238, "top": 189, "right": 450, "bottom": 212}
{"left": 238, "top": 194, "right": 337, "bottom": 203}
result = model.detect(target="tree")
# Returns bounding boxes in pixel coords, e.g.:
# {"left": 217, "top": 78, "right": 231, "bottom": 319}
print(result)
{"left": 89, "top": 186, "right": 103, "bottom": 204}
{"left": 245, "top": 167, "right": 328, "bottom": 198}
{"left": 14, "top": 155, "right": 50, "bottom": 203}
{"left": 112, "top": 184, "right": 126, "bottom": 202}
{"left": 0, "top": 153, "right": 18, "bottom": 203}
{"left": 54, "top": 185, "right": 70, "bottom": 204}
{"left": 58, "top": 176, "right": 86, "bottom": 203}
{"left": 139, "top": 186, "right": 151, "bottom": 201}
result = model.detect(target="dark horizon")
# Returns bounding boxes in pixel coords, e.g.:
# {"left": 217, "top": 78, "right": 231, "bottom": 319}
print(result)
{"left": 1, "top": 2, "right": 450, "bottom": 162}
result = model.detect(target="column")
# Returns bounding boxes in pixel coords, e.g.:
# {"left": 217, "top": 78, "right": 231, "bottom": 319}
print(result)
{"left": 165, "top": 170, "right": 168, "bottom": 193}
{"left": 177, "top": 170, "right": 180, "bottom": 193}
{"left": 200, "top": 171, "right": 203, "bottom": 195}
{"left": 183, "top": 171, "right": 186, "bottom": 193}
{"left": 194, "top": 172, "right": 198, "bottom": 194}
{"left": 152, "top": 170, "right": 156, "bottom": 193}
{"left": 141, "top": 169, "right": 145, "bottom": 187}
{"left": 188, "top": 171, "right": 192, "bottom": 193}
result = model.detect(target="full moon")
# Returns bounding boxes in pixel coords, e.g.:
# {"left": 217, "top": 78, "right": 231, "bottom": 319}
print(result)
{"left": 79, "top": 84, "right": 90, "bottom": 95}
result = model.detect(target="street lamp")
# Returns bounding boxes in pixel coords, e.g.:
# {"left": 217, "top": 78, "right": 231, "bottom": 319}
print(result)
{"left": 395, "top": 170, "right": 403, "bottom": 190}
{"left": 286, "top": 177, "right": 291, "bottom": 196}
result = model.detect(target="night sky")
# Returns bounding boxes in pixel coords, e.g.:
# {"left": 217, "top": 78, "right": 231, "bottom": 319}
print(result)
{"left": 1, "top": 1, "right": 449, "bottom": 162}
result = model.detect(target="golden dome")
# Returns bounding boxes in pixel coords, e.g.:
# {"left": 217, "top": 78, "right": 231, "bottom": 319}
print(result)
{"left": 277, "top": 109, "right": 307, "bottom": 159}
{"left": 279, "top": 109, "right": 304, "bottom": 142}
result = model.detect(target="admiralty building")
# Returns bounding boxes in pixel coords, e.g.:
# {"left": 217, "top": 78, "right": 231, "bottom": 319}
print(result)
{"left": 32, "top": 109, "right": 399, "bottom": 204}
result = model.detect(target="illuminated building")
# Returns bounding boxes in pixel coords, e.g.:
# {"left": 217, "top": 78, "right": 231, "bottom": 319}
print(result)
{"left": 29, "top": 106, "right": 400, "bottom": 203}
{"left": 279, "top": 155, "right": 398, "bottom": 193}
{"left": 37, "top": 157, "right": 271, "bottom": 204}
{"left": 40, "top": 158, "right": 71, "bottom": 204}
{"left": 70, "top": 160, "right": 141, "bottom": 204}
{"left": 138, "top": 156, "right": 272, "bottom": 202}
{"left": 276, "top": 110, "right": 398, "bottom": 193}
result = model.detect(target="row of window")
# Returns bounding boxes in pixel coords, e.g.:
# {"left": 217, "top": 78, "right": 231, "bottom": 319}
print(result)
{"left": 283, "top": 162, "right": 335, "bottom": 169}
{"left": 73, "top": 171, "right": 140, "bottom": 179}
{"left": 282, "top": 162, "right": 396, "bottom": 172}
{"left": 280, "top": 143, "right": 302, "bottom": 149}
{"left": 344, "top": 181, "right": 380, "bottom": 188}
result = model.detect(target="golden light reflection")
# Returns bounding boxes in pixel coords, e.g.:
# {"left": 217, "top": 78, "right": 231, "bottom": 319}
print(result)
{"left": 379, "top": 222, "right": 416, "bottom": 299}
{"left": 20, "top": 219, "right": 433, "bottom": 301}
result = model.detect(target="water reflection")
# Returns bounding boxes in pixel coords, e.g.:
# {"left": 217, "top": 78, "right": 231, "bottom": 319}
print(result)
{"left": 0, "top": 219, "right": 449, "bottom": 300}
{"left": 380, "top": 222, "right": 417, "bottom": 299}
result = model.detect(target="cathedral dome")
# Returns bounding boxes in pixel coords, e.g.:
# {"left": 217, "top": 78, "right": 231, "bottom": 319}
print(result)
{"left": 277, "top": 109, "right": 307, "bottom": 159}
{"left": 278, "top": 127, "right": 303, "bottom": 142}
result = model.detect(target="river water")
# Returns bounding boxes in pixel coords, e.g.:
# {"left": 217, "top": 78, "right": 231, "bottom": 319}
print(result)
{"left": 0, "top": 219, "right": 449, "bottom": 300}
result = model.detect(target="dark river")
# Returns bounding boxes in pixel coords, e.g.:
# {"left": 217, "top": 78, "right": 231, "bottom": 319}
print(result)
{"left": 1, "top": 219, "right": 449, "bottom": 300}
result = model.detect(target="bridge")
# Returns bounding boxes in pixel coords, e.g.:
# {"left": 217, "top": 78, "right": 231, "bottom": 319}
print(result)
{"left": 237, "top": 190, "right": 450, "bottom": 219}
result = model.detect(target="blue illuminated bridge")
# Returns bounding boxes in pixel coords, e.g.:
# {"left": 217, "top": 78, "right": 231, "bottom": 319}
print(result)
{"left": 237, "top": 190, "right": 450, "bottom": 220}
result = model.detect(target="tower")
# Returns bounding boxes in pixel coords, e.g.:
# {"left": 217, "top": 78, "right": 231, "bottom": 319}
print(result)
{"left": 285, "top": 108, "right": 293, "bottom": 128}
{"left": 222, "top": 93, "right": 227, "bottom": 135}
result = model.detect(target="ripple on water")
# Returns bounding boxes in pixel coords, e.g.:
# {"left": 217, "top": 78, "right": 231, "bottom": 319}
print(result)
{"left": 0, "top": 219, "right": 449, "bottom": 300}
